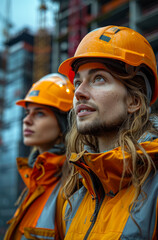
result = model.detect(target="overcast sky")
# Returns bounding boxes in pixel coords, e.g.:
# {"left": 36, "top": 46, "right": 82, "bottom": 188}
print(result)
{"left": 0, "top": 0, "right": 58, "bottom": 49}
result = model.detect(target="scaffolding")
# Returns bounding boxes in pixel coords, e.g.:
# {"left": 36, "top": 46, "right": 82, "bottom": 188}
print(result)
{"left": 33, "top": 0, "right": 52, "bottom": 82}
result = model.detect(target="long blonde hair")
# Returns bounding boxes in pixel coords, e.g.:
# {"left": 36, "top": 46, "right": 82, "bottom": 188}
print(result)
{"left": 62, "top": 63, "right": 158, "bottom": 224}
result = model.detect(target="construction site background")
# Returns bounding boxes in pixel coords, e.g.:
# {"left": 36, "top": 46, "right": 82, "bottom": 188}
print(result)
{"left": 0, "top": 0, "right": 158, "bottom": 238}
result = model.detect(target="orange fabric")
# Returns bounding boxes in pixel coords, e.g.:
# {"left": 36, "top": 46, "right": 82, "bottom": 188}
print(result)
{"left": 24, "top": 227, "right": 55, "bottom": 239}
{"left": 16, "top": 157, "right": 32, "bottom": 187}
{"left": 62, "top": 200, "right": 68, "bottom": 237}
{"left": 18, "top": 185, "right": 56, "bottom": 233}
{"left": 4, "top": 152, "right": 66, "bottom": 240}
{"left": 70, "top": 139, "right": 158, "bottom": 195}
{"left": 55, "top": 188, "right": 66, "bottom": 240}
{"left": 64, "top": 139, "right": 158, "bottom": 239}
{"left": 152, "top": 199, "right": 158, "bottom": 240}
{"left": 64, "top": 186, "right": 135, "bottom": 240}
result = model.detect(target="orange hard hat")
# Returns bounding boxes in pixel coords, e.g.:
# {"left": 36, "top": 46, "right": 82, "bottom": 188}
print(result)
{"left": 16, "top": 73, "right": 74, "bottom": 112}
{"left": 58, "top": 25, "right": 158, "bottom": 104}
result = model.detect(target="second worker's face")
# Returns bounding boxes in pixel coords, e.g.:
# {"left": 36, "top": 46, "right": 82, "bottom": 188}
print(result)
{"left": 73, "top": 62, "right": 132, "bottom": 136}
{"left": 23, "top": 103, "right": 61, "bottom": 153}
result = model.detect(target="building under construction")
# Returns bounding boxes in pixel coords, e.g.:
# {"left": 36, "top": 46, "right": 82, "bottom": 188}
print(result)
{"left": 52, "top": 0, "right": 158, "bottom": 76}
{"left": 0, "top": 1, "right": 53, "bottom": 237}
{"left": 0, "top": 0, "right": 158, "bottom": 238}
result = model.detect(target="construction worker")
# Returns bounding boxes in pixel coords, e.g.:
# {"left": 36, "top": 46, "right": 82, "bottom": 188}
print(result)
{"left": 4, "top": 73, "right": 74, "bottom": 240}
{"left": 58, "top": 26, "right": 158, "bottom": 239}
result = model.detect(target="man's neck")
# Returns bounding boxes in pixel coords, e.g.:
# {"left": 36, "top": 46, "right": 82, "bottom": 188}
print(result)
{"left": 98, "top": 132, "right": 118, "bottom": 152}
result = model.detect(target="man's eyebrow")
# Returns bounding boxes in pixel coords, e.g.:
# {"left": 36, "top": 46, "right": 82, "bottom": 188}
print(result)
{"left": 26, "top": 107, "right": 46, "bottom": 111}
{"left": 74, "top": 68, "right": 106, "bottom": 78}
{"left": 89, "top": 68, "right": 106, "bottom": 75}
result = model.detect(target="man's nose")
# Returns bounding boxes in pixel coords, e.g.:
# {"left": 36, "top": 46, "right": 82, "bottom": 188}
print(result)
{"left": 75, "top": 82, "right": 90, "bottom": 101}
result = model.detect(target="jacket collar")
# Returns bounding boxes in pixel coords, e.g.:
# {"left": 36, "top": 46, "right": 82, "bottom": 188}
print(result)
{"left": 69, "top": 138, "right": 158, "bottom": 198}
{"left": 28, "top": 143, "right": 66, "bottom": 168}
{"left": 17, "top": 152, "right": 66, "bottom": 190}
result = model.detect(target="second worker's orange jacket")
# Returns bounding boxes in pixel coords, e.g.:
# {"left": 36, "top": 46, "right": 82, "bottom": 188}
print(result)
{"left": 4, "top": 150, "right": 66, "bottom": 240}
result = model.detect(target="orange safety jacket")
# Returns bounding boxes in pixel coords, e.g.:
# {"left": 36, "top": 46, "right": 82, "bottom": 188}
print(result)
{"left": 4, "top": 151, "right": 66, "bottom": 240}
{"left": 63, "top": 138, "right": 158, "bottom": 240}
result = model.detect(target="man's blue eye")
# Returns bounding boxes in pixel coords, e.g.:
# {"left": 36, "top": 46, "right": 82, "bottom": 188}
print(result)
{"left": 94, "top": 76, "right": 105, "bottom": 82}
{"left": 74, "top": 80, "right": 81, "bottom": 89}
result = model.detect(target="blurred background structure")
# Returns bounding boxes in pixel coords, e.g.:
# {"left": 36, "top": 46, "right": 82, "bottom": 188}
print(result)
{"left": 0, "top": 0, "right": 158, "bottom": 238}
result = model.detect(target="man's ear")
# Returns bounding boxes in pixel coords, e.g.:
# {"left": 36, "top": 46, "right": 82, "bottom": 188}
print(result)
{"left": 127, "top": 95, "right": 141, "bottom": 114}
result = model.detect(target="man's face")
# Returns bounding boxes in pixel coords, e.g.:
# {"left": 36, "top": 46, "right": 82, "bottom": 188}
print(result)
{"left": 73, "top": 62, "right": 132, "bottom": 136}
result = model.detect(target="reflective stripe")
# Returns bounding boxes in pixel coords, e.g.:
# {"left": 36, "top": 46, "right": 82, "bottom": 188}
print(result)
{"left": 36, "top": 182, "right": 61, "bottom": 229}
{"left": 27, "top": 234, "right": 54, "bottom": 239}
{"left": 22, "top": 227, "right": 55, "bottom": 240}
{"left": 21, "top": 183, "right": 61, "bottom": 239}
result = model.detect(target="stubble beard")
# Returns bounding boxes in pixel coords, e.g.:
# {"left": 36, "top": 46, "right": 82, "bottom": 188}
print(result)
{"left": 76, "top": 116, "right": 126, "bottom": 137}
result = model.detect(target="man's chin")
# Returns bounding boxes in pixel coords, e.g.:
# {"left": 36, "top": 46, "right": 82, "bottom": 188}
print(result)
{"left": 77, "top": 123, "right": 103, "bottom": 136}
{"left": 77, "top": 122, "right": 121, "bottom": 137}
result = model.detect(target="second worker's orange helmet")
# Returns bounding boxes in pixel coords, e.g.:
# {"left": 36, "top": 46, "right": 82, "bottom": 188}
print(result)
{"left": 16, "top": 73, "right": 74, "bottom": 112}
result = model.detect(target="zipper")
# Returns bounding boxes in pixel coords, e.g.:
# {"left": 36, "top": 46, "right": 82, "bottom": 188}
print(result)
{"left": 72, "top": 157, "right": 105, "bottom": 240}
{"left": 83, "top": 169, "right": 105, "bottom": 240}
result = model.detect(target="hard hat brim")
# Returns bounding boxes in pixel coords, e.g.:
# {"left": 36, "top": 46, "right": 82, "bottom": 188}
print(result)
{"left": 58, "top": 53, "right": 158, "bottom": 105}
{"left": 59, "top": 52, "right": 150, "bottom": 79}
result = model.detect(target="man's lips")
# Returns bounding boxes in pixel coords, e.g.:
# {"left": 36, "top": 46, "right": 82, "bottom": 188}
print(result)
{"left": 23, "top": 129, "right": 34, "bottom": 136}
{"left": 76, "top": 104, "right": 96, "bottom": 117}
